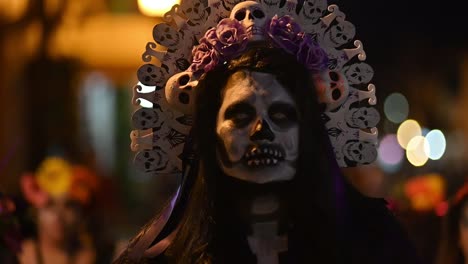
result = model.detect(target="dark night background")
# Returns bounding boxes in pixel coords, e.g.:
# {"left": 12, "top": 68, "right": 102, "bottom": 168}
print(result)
{"left": 1, "top": 0, "right": 468, "bottom": 262}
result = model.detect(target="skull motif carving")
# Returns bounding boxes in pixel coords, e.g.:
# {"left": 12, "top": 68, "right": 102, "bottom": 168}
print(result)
{"left": 324, "top": 19, "right": 356, "bottom": 47}
{"left": 134, "top": 148, "right": 170, "bottom": 173}
{"left": 230, "top": 1, "right": 268, "bottom": 42}
{"left": 313, "top": 70, "right": 350, "bottom": 111}
{"left": 343, "top": 140, "right": 377, "bottom": 165}
{"left": 182, "top": 0, "right": 207, "bottom": 24}
{"left": 343, "top": 63, "right": 374, "bottom": 85}
{"left": 216, "top": 71, "right": 299, "bottom": 184}
{"left": 153, "top": 23, "right": 181, "bottom": 49}
{"left": 165, "top": 71, "right": 198, "bottom": 114}
{"left": 137, "top": 64, "right": 166, "bottom": 87}
{"left": 301, "top": 0, "right": 327, "bottom": 24}
{"left": 132, "top": 107, "right": 164, "bottom": 130}
{"left": 345, "top": 107, "right": 380, "bottom": 129}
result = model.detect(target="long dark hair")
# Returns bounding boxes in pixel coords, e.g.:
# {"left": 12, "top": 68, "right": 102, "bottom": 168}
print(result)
{"left": 119, "top": 45, "right": 342, "bottom": 263}
{"left": 163, "top": 45, "right": 340, "bottom": 263}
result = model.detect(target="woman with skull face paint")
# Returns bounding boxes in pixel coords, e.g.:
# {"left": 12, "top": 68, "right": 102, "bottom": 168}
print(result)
{"left": 116, "top": 45, "right": 423, "bottom": 264}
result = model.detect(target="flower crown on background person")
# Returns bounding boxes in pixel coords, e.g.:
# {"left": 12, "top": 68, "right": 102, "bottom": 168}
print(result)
{"left": 126, "top": 0, "right": 380, "bottom": 259}
{"left": 20, "top": 157, "right": 99, "bottom": 207}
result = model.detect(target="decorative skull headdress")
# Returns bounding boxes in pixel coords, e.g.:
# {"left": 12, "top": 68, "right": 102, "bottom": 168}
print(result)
{"left": 128, "top": 0, "right": 379, "bottom": 258}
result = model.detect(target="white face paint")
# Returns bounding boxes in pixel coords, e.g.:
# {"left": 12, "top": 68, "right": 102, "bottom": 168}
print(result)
{"left": 216, "top": 71, "right": 299, "bottom": 184}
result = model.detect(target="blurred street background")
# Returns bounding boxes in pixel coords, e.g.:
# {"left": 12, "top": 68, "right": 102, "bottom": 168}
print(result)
{"left": 0, "top": 0, "right": 467, "bottom": 262}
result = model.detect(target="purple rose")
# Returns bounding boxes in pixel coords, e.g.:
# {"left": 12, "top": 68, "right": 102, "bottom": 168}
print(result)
{"left": 266, "top": 15, "right": 304, "bottom": 54}
{"left": 201, "top": 27, "right": 218, "bottom": 48}
{"left": 189, "top": 42, "right": 220, "bottom": 74}
{"left": 214, "top": 18, "right": 249, "bottom": 57}
{"left": 297, "top": 35, "right": 329, "bottom": 73}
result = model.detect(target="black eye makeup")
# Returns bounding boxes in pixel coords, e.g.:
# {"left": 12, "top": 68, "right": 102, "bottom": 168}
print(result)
{"left": 268, "top": 102, "right": 298, "bottom": 127}
{"left": 224, "top": 102, "right": 256, "bottom": 128}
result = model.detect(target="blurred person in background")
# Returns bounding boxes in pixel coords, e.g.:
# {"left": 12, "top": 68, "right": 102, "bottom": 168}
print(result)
{"left": 17, "top": 157, "right": 99, "bottom": 264}
{"left": 437, "top": 182, "right": 468, "bottom": 264}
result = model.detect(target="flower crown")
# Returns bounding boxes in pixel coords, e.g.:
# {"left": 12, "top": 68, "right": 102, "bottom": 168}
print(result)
{"left": 189, "top": 15, "right": 328, "bottom": 77}
{"left": 20, "top": 157, "right": 99, "bottom": 207}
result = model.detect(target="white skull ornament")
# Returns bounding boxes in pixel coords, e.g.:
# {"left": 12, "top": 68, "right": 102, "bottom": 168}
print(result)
{"left": 182, "top": 0, "right": 207, "bottom": 24}
{"left": 153, "top": 23, "right": 181, "bottom": 49}
{"left": 137, "top": 64, "right": 166, "bottom": 87}
{"left": 301, "top": 0, "right": 327, "bottom": 24}
{"left": 313, "top": 70, "right": 350, "bottom": 111}
{"left": 324, "top": 19, "right": 356, "bottom": 48}
{"left": 345, "top": 107, "right": 380, "bottom": 129}
{"left": 343, "top": 63, "right": 374, "bottom": 85}
{"left": 230, "top": 1, "right": 268, "bottom": 42}
{"left": 343, "top": 141, "right": 377, "bottom": 165}
{"left": 165, "top": 71, "right": 198, "bottom": 114}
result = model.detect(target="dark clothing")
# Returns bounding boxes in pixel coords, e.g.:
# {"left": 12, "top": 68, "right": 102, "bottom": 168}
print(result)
{"left": 144, "top": 179, "right": 423, "bottom": 264}
{"left": 337, "top": 181, "right": 424, "bottom": 264}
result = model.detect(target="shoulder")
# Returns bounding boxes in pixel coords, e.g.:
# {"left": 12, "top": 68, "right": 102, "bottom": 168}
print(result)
{"left": 343, "top": 182, "right": 424, "bottom": 264}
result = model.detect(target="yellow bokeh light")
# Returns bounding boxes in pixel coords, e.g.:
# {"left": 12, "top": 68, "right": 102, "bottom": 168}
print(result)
{"left": 406, "top": 136, "right": 429, "bottom": 167}
{"left": 138, "top": 0, "right": 181, "bottom": 17}
{"left": 0, "top": 0, "right": 29, "bottom": 22}
{"left": 397, "top": 119, "right": 422, "bottom": 149}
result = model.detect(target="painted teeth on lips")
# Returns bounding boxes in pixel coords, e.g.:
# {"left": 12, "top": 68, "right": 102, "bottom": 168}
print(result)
{"left": 244, "top": 146, "right": 284, "bottom": 167}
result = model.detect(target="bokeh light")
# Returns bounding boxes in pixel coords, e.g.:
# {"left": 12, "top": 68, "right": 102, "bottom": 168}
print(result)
{"left": 426, "top": 129, "right": 446, "bottom": 160}
{"left": 378, "top": 134, "right": 404, "bottom": 165}
{"left": 435, "top": 201, "right": 449, "bottom": 217}
{"left": 384, "top": 93, "right": 409, "bottom": 124}
{"left": 397, "top": 119, "right": 422, "bottom": 149}
{"left": 404, "top": 174, "right": 445, "bottom": 211}
{"left": 138, "top": 0, "right": 181, "bottom": 17}
{"left": 0, "top": 0, "right": 29, "bottom": 23}
{"left": 406, "top": 136, "right": 430, "bottom": 167}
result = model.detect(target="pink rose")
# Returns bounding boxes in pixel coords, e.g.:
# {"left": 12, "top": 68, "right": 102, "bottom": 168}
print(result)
{"left": 189, "top": 42, "right": 220, "bottom": 75}
{"left": 214, "top": 18, "right": 249, "bottom": 57}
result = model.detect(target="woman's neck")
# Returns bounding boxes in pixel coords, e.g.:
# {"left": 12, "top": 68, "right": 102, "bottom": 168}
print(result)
{"left": 221, "top": 177, "right": 290, "bottom": 263}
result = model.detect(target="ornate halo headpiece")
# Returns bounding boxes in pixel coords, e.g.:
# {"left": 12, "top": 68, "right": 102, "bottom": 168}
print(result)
{"left": 128, "top": 0, "right": 379, "bottom": 258}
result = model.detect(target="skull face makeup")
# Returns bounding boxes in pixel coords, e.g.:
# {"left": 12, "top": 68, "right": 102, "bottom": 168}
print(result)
{"left": 216, "top": 71, "right": 299, "bottom": 184}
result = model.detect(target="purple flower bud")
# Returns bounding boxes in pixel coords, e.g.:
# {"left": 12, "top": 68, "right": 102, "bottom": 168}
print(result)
{"left": 297, "top": 34, "right": 329, "bottom": 73}
{"left": 266, "top": 15, "right": 304, "bottom": 54}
